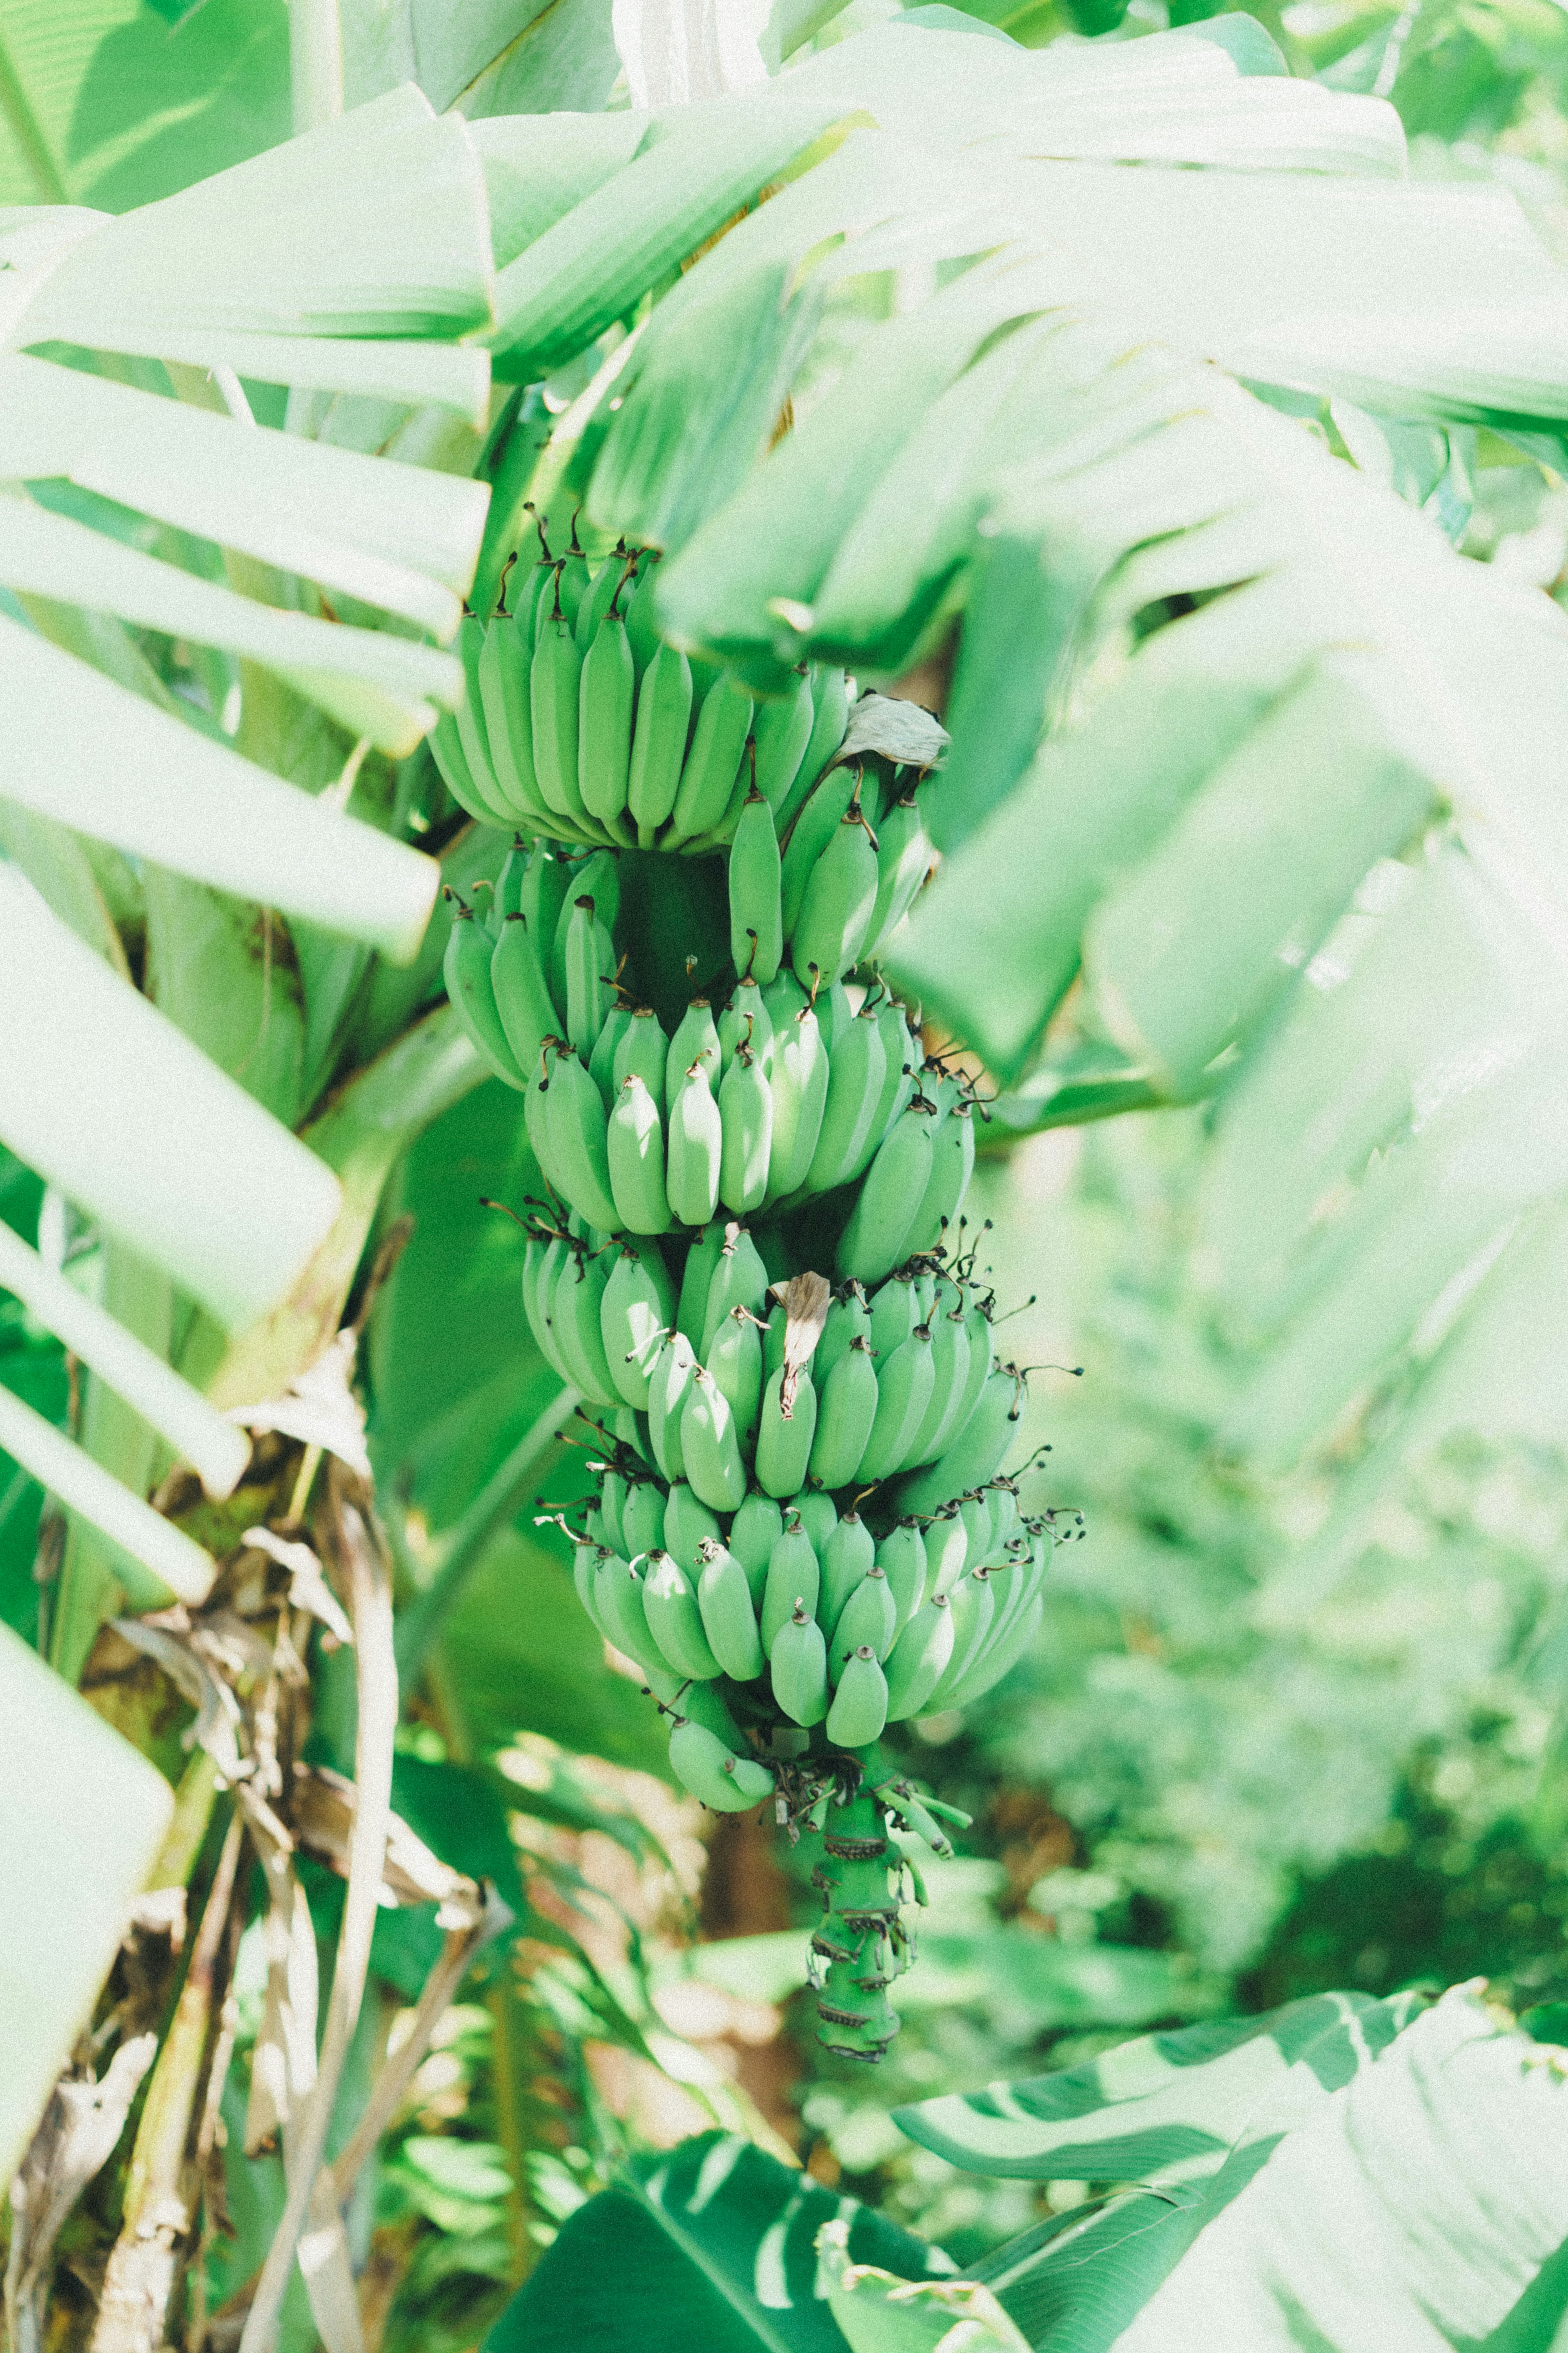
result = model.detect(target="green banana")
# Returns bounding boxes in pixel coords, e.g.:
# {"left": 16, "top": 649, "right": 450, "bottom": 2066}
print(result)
{"left": 452, "top": 619, "right": 511, "bottom": 826}
{"left": 905, "top": 1280, "right": 970, "bottom": 1467}
{"left": 491, "top": 915, "right": 558, "bottom": 1082}
{"left": 754, "top": 1364, "right": 817, "bottom": 1499}
{"left": 699, "top": 1225, "right": 770, "bottom": 1355}
{"left": 819, "top": 1512, "right": 875, "bottom": 1638}
{"left": 623, "top": 551, "right": 662, "bottom": 674}
{"left": 896, "top": 1368, "right": 1019, "bottom": 1518}
{"left": 866, "top": 791, "right": 933, "bottom": 952}
{"left": 815, "top": 1286, "right": 870, "bottom": 1382}
{"left": 676, "top": 1223, "right": 727, "bottom": 1347}
{"left": 566, "top": 846, "right": 622, "bottom": 937}
{"left": 641, "top": 1548, "right": 722, "bottom": 1680}
{"left": 523, "top": 1233, "right": 567, "bottom": 1378}
{"left": 780, "top": 763, "right": 858, "bottom": 937}
{"left": 752, "top": 670, "right": 815, "bottom": 817}
{"left": 846, "top": 999, "right": 917, "bottom": 1186}
{"left": 519, "top": 849, "right": 572, "bottom": 1019}
{"left": 576, "top": 550, "right": 630, "bottom": 649}
{"left": 574, "top": 1541, "right": 615, "bottom": 1643}
{"left": 564, "top": 895, "right": 605, "bottom": 1058}
{"left": 528, "top": 1232, "right": 573, "bottom": 1381}
{"left": 802, "top": 1004, "right": 887, "bottom": 1196}
{"left": 959, "top": 1494, "right": 991, "bottom": 1569}
{"left": 431, "top": 706, "right": 510, "bottom": 829}
{"left": 608, "top": 1074, "right": 671, "bottom": 1235}
{"left": 877, "top": 1523, "right": 927, "bottom": 1637}
{"left": 663, "top": 1479, "right": 721, "bottom": 1575}
{"left": 729, "top": 1493, "right": 783, "bottom": 1606}
{"left": 530, "top": 608, "right": 588, "bottom": 822}
{"left": 762, "top": 1515, "right": 818, "bottom": 1650}
{"left": 593, "top": 1552, "right": 667, "bottom": 1675}
{"left": 666, "top": 999, "right": 721, "bottom": 1104}
{"left": 856, "top": 1325, "right": 936, "bottom": 1484}
{"left": 696, "top": 1540, "right": 764, "bottom": 1681}
{"left": 600, "top": 1246, "right": 675, "bottom": 1410}
{"left": 620, "top": 1477, "right": 666, "bottom": 1562}
{"left": 555, "top": 534, "right": 592, "bottom": 632}
{"left": 478, "top": 614, "right": 552, "bottom": 827}
{"left": 882, "top": 1592, "right": 956, "bottom": 1721}
{"left": 728, "top": 790, "right": 784, "bottom": 987}
{"left": 833, "top": 1567, "right": 895, "bottom": 1666}
{"left": 613, "top": 1005, "right": 670, "bottom": 1117}
{"left": 922, "top": 1568, "right": 996, "bottom": 1711}
{"left": 445, "top": 905, "right": 526, "bottom": 1087}
{"left": 924, "top": 1511, "right": 969, "bottom": 1601}
{"left": 719, "top": 980, "right": 773, "bottom": 1077}
{"left": 667, "top": 677, "right": 754, "bottom": 845}
{"left": 598, "top": 1468, "right": 628, "bottom": 1555}
{"left": 579, "top": 610, "right": 636, "bottom": 836}
{"left": 666, "top": 1061, "right": 724, "bottom": 1228}
{"left": 807, "top": 1340, "right": 880, "bottom": 1490}
{"left": 648, "top": 1334, "right": 699, "bottom": 1483}
{"left": 668, "top": 1719, "right": 774, "bottom": 1811}
{"left": 869, "top": 1271, "right": 918, "bottom": 1356}
{"left": 907, "top": 1099, "right": 976, "bottom": 1257}
{"left": 589, "top": 1005, "right": 631, "bottom": 1110}
{"left": 771, "top": 1603, "right": 829, "bottom": 1727}
{"left": 778, "top": 668, "right": 850, "bottom": 835}
{"left": 542, "top": 1048, "right": 621, "bottom": 1233}
{"left": 921, "top": 1293, "right": 992, "bottom": 1466}
{"left": 680, "top": 1367, "right": 748, "bottom": 1512}
{"left": 551, "top": 1247, "right": 619, "bottom": 1405}
{"left": 718, "top": 1043, "right": 773, "bottom": 1215}
{"left": 795, "top": 1492, "right": 838, "bottom": 1554}
{"left": 791, "top": 800, "right": 880, "bottom": 993}
{"left": 826, "top": 1648, "right": 889, "bottom": 1746}
{"left": 627, "top": 640, "right": 694, "bottom": 845}
{"left": 835, "top": 1103, "right": 936, "bottom": 1284}
{"left": 763, "top": 1006, "right": 829, "bottom": 1207}
{"left": 706, "top": 1306, "right": 763, "bottom": 1446}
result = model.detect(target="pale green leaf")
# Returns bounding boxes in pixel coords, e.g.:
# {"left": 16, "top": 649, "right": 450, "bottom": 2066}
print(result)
{"left": 0, "top": 1380, "right": 216, "bottom": 1606}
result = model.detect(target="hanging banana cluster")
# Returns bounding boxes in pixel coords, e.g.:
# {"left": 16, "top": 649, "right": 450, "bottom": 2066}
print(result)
{"left": 429, "top": 530, "right": 849, "bottom": 855}
{"left": 440, "top": 603, "right": 1066, "bottom": 2060}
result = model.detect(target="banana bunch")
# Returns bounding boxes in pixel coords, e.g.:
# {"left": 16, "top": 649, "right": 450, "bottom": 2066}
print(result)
{"left": 429, "top": 529, "right": 851, "bottom": 856}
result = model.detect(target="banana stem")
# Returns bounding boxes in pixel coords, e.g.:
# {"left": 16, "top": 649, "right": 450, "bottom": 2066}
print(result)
{"left": 805, "top": 1785, "right": 914, "bottom": 2063}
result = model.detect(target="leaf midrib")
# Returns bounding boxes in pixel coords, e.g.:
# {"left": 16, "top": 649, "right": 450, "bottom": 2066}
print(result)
{"left": 622, "top": 2169, "right": 806, "bottom": 2353}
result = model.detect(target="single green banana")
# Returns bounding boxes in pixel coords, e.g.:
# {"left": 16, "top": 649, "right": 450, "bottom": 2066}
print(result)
{"left": 680, "top": 1367, "right": 748, "bottom": 1513}
{"left": 542, "top": 1048, "right": 621, "bottom": 1233}
{"left": 598, "top": 1469, "right": 628, "bottom": 1555}
{"left": 819, "top": 1512, "right": 875, "bottom": 1643}
{"left": 478, "top": 614, "right": 553, "bottom": 827}
{"left": 909, "top": 1100, "right": 976, "bottom": 1256}
{"left": 844, "top": 999, "right": 917, "bottom": 1185}
{"left": 519, "top": 848, "right": 572, "bottom": 1019}
{"left": 620, "top": 1478, "right": 667, "bottom": 1563}
{"left": 727, "top": 790, "right": 784, "bottom": 987}
{"left": 763, "top": 1006, "right": 829, "bottom": 1207}
{"left": 564, "top": 895, "right": 605, "bottom": 1058}
{"left": 877, "top": 1523, "right": 928, "bottom": 1637}
{"left": 669, "top": 1719, "right": 774, "bottom": 1811}
{"left": 762, "top": 1516, "right": 819, "bottom": 1651}
{"left": 445, "top": 905, "right": 527, "bottom": 1087}
{"left": 431, "top": 705, "right": 510, "bottom": 828}
{"left": 802, "top": 1004, "right": 886, "bottom": 1197}
{"left": 869, "top": 1271, "right": 919, "bottom": 1356}
{"left": 729, "top": 1493, "right": 784, "bottom": 1606}
{"left": 666, "top": 1062, "right": 724, "bottom": 1228}
{"left": 528, "top": 1232, "right": 572, "bottom": 1380}
{"left": 959, "top": 1494, "right": 992, "bottom": 1568}
{"left": 835, "top": 1104, "right": 936, "bottom": 1285}
{"left": 573, "top": 1542, "right": 615, "bottom": 1643}
{"left": 551, "top": 1247, "right": 619, "bottom": 1405}
{"left": 718, "top": 1043, "right": 773, "bottom": 1216}
{"left": 623, "top": 551, "right": 662, "bottom": 674}
{"left": 554, "top": 534, "right": 592, "bottom": 632}
{"left": 648, "top": 1333, "right": 699, "bottom": 1483}
{"left": 791, "top": 801, "right": 880, "bottom": 993}
{"left": 593, "top": 1552, "right": 667, "bottom": 1675}
{"left": 676, "top": 1222, "right": 727, "bottom": 1347}
{"left": 579, "top": 610, "right": 636, "bottom": 836}
{"left": 523, "top": 1233, "right": 568, "bottom": 1378}
{"left": 666, "top": 999, "right": 722, "bottom": 1104}
{"left": 882, "top": 1592, "right": 956, "bottom": 1720}
{"left": 697, "top": 1539, "right": 764, "bottom": 1681}
{"left": 600, "top": 1246, "right": 674, "bottom": 1410}
{"left": 826, "top": 1649, "right": 889, "bottom": 1746}
{"left": 663, "top": 1479, "right": 721, "bottom": 1576}
{"left": 641, "top": 1548, "right": 722, "bottom": 1680}
{"left": 896, "top": 1368, "right": 1018, "bottom": 1518}
{"left": 752, "top": 669, "right": 815, "bottom": 817}
{"left": 924, "top": 1511, "right": 969, "bottom": 1601}
{"left": 667, "top": 677, "right": 754, "bottom": 844}
{"left": 754, "top": 1365, "right": 817, "bottom": 1499}
{"left": 589, "top": 1004, "right": 631, "bottom": 1110}
{"left": 807, "top": 1340, "right": 880, "bottom": 1490}
{"left": 987, "top": 1483, "right": 1021, "bottom": 1558}
{"left": 607, "top": 1073, "right": 671, "bottom": 1236}
{"left": 833, "top": 1567, "right": 895, "bottom": 1667}
{"left": 566, "top": 846, "right": 622, "bottom": 936}
{"left": 777, "top": 667, "right": 850, "bottom": 836}
{"left": 856, "top": 1326, "right": 936, "bottom": 1484}
{"left": 530, "top": 609, "right": 588, "bottom": 822}
{"left": 576, "top": 550, "right": 630, "bottom": 648}
{"left": 921, "top": 1293, "right": 991, "bottom": 1467}
{"left": 452, "top": 618, "right": 512, "bottom": 827}
{"left": 627, "top": 639, "right": 694, "bottom": 845}
{"left": 719, "top": 980, "right": 773, "bottom": 1079}
{"left": 771, "top": 1603, "right": 829, "bottom": 1727}
{"left": 866, "top": 791, "right": 933, "bottom": 955}
{"left": 491, "top": 914, "right": 557, "bottom": 1082}
{"left": 922, "top": 1568, "right": 996, "bottom": 1711}
{"left": 706, "top": 1306, "right": 763, "bottom": 1446}
{"left": 794, "top": 1492, "right": 838, "bottom": 1554}
{"left": 699, "top": 1225, "right": 770, "bottom": 1356}
{"left": 905, "top": 1282, "right": 970, "bottom": 1467}
{"left": 613, "top": 1005, "right": 670, "bottom": 1117}
{"left": 814, "top": 1286, "right": 869, "bottom": 1383}
{"left": 780, "top": 763, "right": 858, "bottom": 937}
